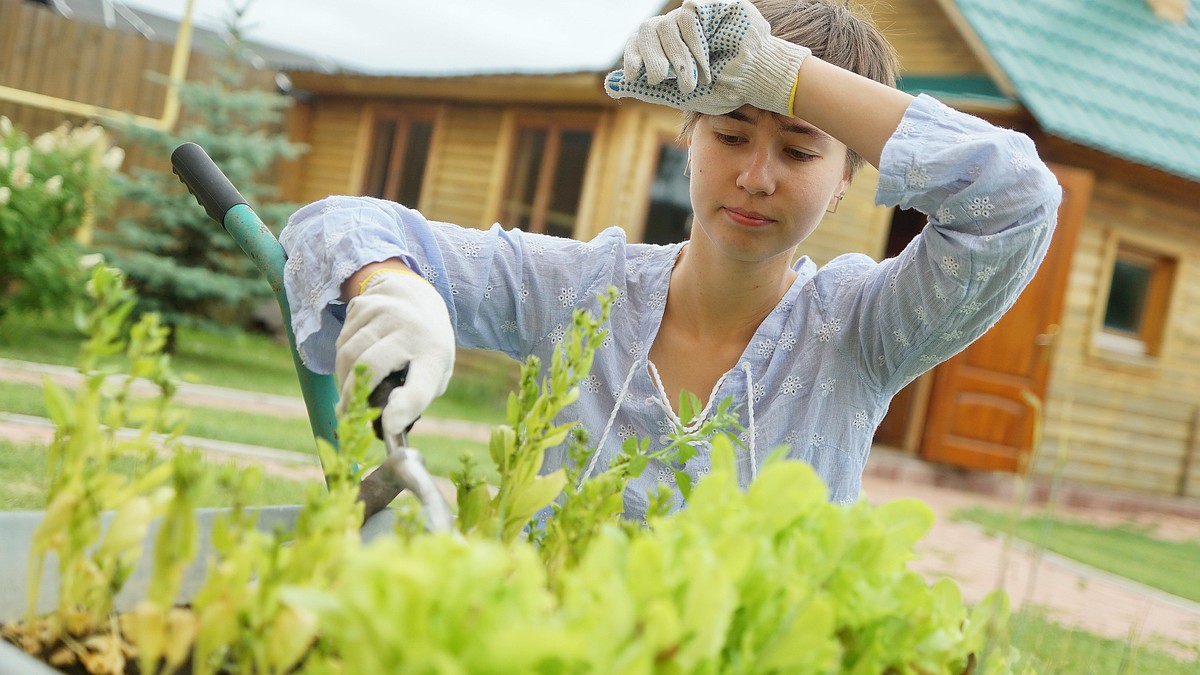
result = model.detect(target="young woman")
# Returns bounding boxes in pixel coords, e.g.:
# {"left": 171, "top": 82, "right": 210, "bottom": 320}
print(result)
{"left": 280, "top": 0, "right": 1061, "bottom": 521}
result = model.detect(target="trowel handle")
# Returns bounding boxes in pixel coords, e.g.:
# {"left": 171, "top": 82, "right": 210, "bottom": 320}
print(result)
{"left": 168, "top": 142, "right": 341, "bottom": 459}
{"left": 171, "top": 142, "right": 248, "bottom": 225}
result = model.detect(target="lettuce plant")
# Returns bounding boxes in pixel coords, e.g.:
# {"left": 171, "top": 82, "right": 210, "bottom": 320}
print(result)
{"left": 5, "top": 277, "right": 1022, "bottom": 674}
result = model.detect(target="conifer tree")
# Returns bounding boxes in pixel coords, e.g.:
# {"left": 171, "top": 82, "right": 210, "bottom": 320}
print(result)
{"left": 97, "top": 4, "right": 305, "bottom": 337}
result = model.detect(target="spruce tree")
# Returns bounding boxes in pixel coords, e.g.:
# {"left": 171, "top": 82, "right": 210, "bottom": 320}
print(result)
{"left": 97, "top": 4, "right": 305, "bottom": 337}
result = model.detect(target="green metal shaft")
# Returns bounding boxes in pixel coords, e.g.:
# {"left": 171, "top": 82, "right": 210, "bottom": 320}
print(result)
{"left": 222, "top": 203, "right": 339, "bottom": 453}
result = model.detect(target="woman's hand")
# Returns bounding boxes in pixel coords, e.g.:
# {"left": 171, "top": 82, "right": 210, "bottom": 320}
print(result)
{"left": 604, "top": 0, "right": 810, "bottom": 116}
{"left": 335, "top": 269, "right": 455, "bottom": 439}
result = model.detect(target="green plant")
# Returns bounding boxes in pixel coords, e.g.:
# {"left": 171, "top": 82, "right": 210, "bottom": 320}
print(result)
{"left": 293, "top": 289, "right": 1023, "bottom": 673}
{"left": 5, "top": 264, "right": 190, "bottom": 670}
{"left": 0, "top": 116, "right": 123, "bottom": 316}
{"left": 96, "top": 3, "right": 305, "bottom": 334}
{"left": 4, "top": 280, "right": 1024, "bottom": 673}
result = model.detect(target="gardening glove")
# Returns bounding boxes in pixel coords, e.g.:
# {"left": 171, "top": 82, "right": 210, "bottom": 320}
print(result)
{"left": 335, "top": 270, "right": 455, "bottom": 439}
{"left": 605, "top": 0, "right": 810, "bottom": 117}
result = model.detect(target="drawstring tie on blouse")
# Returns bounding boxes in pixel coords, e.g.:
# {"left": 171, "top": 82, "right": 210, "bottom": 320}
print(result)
{"left": 741, "top": 361, "right": 758, "bottom": 482}
{"left": 585, "top": 358, "right": 760, "bottom": 488}
{"left": 582, "top": 356, "right": 641, "bottom": 488}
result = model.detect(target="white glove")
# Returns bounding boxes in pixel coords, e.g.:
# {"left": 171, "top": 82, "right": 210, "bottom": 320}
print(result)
{"left": 605, "top": 0, "right": 810, "bottom": 117}
{"left": 335, "top": 270, "right": 455, "bottom": 439}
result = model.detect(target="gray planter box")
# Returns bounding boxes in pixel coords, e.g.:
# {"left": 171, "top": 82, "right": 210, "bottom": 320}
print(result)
{"left": 0, "top": 506, "right": 398, "bottom": 673}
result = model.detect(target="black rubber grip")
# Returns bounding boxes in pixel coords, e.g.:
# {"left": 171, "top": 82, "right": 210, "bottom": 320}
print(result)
{"left": 369, "top": 367, "right": 412, "bottom": 440}
{"left": 170, "top": 142, "right": 249, "bottom": 225}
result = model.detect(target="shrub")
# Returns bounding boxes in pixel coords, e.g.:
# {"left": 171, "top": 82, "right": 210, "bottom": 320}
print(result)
{"left": 0, "top": 116, "right": 123, "bottom": 317}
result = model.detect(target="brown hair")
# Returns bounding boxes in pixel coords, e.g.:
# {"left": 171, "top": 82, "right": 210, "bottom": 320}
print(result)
{"left": 680, "top": 0, "right": 901, "bottom": 177}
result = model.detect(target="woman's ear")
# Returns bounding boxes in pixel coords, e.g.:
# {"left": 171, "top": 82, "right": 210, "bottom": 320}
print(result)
{"left": 827, "top": 173, "right": 852, "bottom": 215}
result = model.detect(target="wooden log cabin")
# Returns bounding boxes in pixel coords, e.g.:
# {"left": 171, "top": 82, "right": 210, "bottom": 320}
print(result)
{"left": 272, "top": 0, "right": 1200, "bottom": 501}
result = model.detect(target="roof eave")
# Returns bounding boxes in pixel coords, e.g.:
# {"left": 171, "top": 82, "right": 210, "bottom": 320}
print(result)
{"left": 932, "top": 0, "right": 1018, "bottom": 98}
{"left": 283, "top": 70, "right": 614, "bottom": 106}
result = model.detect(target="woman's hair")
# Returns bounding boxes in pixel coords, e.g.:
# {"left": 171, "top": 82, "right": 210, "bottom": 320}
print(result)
{"left": 680, "top": 0, "right": 901, "bottom": 177}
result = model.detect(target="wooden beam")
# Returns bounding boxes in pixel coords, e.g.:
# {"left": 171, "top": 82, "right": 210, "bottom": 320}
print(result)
{"left": 1183, "top": 407, "right": 1200, "bottom": 496}
{"left": 930, "top": 0, "right": 1017, "bottom": 98}
{"left": 1033, "top": 134, "right": 1200, "bottom": 204}
{"left": 284, "top": 71, "right": 614, "bottom": 107}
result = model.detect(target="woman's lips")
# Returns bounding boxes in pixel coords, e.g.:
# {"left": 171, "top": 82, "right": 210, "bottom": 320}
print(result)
{"left": 724, "top": 206, "right": 774, "bottom": 227}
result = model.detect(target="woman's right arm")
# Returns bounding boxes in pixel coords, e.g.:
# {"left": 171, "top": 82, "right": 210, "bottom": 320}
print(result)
{"left": 280, "top": 196, "right": 621, "bottom": 374}
{"left": 280, "top": 197, "right": 439, "bottom": 374}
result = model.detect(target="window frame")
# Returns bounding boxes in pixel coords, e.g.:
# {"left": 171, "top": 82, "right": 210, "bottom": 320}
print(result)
{"left": 496, "top": 110, "right": 599, "bottom": 239}
{"left": 357, "top": 104, "right": 440, "bottom": 210}
{"left": 1091, "top": 231, "right": 1180, "bottom": 365}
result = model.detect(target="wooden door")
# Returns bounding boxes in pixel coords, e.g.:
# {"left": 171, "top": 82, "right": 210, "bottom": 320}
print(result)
{"left": 920, "top": 165, "right": 1092, "bottom": 472}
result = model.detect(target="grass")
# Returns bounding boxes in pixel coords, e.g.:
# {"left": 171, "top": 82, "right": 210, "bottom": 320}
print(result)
{"left": 1011, "top": 606, "right": 1200, "bottom": 673}
{"left": 1, "top": 309, "right": 302, "bottom": 396}
{"left": 2, "top": 308, "right": 512, "bottom": 426}
{"left": 954, "top": 506, "right": 1200, "bottom": 604}
{"left": 0, "top": 441, "right": 320, "bottom": 511}
{"left": 0, "top": 379, "right": 495, "bottom": 482}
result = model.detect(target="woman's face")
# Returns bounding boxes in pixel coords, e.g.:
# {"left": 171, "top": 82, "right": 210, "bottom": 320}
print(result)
{"left": 687, "top": 105, "right": 850, "bottom": 267}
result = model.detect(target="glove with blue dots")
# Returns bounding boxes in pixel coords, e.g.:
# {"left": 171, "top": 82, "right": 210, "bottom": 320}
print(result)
{"left": 605, "top": 0, "right": 810, "bottom": 117}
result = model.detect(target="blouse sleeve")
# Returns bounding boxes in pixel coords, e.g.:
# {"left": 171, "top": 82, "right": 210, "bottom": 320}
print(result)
{"left": 834, "top": 94, "right": 1063, "bottom": 396}
{"left": 279, "top": 197, "right": 621, "bottom": 373}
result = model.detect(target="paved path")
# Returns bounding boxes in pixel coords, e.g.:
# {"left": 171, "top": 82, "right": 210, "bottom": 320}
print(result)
{"left": 3, "top": 358, "right": 1199, "bottom": 661}
{"left": 862, "top": 451, "right": 1200, "bottom": 660}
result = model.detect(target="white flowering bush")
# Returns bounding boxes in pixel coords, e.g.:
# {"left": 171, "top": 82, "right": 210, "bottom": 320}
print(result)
{"left": 0, "top": 116, "right": 124, "bottom": 315}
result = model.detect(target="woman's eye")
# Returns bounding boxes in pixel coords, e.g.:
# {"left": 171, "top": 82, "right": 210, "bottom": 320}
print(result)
{"left": 787, "top": 148, "right": 818, "bottom": 161}
{"left": 715, "top": 133, "right": 742, "bottom": 144}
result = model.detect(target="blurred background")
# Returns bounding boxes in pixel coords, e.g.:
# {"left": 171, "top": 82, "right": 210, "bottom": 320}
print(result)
{"left": 1, "top": 1, "right": 1198, "bottom": 670}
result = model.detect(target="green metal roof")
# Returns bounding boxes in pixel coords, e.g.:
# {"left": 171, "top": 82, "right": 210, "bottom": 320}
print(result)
{"left": 897, "top": 74, "right": 1015, "bottom": 107}
{"left": 952, "top": 0, "right": 1200, "bottom": 183}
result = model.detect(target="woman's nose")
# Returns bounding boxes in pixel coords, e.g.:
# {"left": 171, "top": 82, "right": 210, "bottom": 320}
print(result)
{"left": 735, "top": 147, "right": 777, "bottom": 195}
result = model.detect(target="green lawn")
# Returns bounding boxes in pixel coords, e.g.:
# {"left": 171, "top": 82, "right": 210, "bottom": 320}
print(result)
{"left": 954, "top": 506, "right": 1200, "bottom": 604}
{"left": 0, "top": 441, "right": 320, "bottom": 511}
{"left": 1, "top": 309, "right": 302, "bottom": 395}
{"left": 0, "top": 379, "right": 495, "bottom": 482}
{"left": 2, "top": 308, "right": 511, "bottom": 426}
{"left": 946, "top": 507, "right": 1200, "bottom": 672}
{"left": 1011, "top": 607, "right": 1199, "bottom": 674}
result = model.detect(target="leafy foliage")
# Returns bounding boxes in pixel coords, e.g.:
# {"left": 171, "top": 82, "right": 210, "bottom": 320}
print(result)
{"left": 5, "top": 282, "right": 1023, "bottom": 673}
{"left": 95, "top": 5, "right": 305, "bottom": 332}
{"left": 0, "top": 116, "right": 123, "bottom": 316}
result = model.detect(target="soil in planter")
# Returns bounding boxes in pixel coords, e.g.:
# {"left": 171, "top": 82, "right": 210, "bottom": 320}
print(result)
{"left": 3, "top": 610, "right": 217, "bottom": 675}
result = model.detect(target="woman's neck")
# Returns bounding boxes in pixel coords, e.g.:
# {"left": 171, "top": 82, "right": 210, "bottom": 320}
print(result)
{"left": 665, "top": 244, "right": 797, "bottom": 346}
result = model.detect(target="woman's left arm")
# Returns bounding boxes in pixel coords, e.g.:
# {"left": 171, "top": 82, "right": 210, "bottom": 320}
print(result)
{"left": 789, "top": 57, "right": 913, "bottom": 169}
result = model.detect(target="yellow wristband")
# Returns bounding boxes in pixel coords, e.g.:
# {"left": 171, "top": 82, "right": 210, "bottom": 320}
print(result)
{"left": 357, "top": 267, "right": 423, "bottom": 295}
{"left": 786, "top": 72, "right": 800, "bottom": 118}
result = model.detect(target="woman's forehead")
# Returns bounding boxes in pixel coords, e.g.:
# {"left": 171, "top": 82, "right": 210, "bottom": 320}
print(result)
{"left": 704, "top": 106, "right": 837, "bottom": 145}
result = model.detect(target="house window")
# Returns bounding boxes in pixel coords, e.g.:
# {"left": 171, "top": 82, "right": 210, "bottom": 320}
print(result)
{"left": 501, "top": 124, "right": 593, "bottom": 239}
{"left": 1096, "top": 242, "right": 1176, "bottom": 357}
{"left": 362, "top": 116, "right": 434, "bottom": 207}
{"left": 641, "top": 142, "right": 693, "bottom": 244}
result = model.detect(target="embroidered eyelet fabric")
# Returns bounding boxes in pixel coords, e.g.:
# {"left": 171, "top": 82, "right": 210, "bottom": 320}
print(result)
{"left": 280, "top": 95, "right": 1062, "bottom": 522}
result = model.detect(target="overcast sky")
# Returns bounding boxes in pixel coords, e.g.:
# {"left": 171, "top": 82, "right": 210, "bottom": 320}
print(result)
{"left": 117, "top": 0, "right": 667, "bottom": 75}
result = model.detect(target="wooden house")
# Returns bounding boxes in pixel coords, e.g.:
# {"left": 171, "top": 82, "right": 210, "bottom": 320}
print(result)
{"left": 872, "top": 0, "right": 1200, "bottom": 501}
{"left": 7, "top": 0, "right": 1195, "bottom": 501}
{"left": 277, "top": 0, "right": 1200, "bottom": 501}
